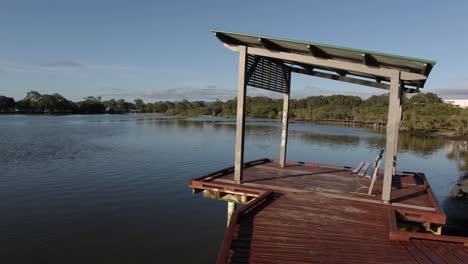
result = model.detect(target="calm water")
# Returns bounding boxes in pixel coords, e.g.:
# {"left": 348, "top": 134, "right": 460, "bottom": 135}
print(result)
{"left": 0, "top": 115, "right": 467, "bottom": 263}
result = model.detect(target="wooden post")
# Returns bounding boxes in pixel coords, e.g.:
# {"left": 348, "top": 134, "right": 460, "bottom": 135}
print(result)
{"left": 392, "top": 88, "right": 404, "bottom": 176}
{"left": 234, "top": 46, "right": 248, "bottom": 183}
{"left": 279, "top": 92, "right": 290, "bottom": 168}
{"left": 382, "top": 71, "right": 402, "bottom": 203}
{"left": 227, "top": 201, "right": 236, "bottom": 226}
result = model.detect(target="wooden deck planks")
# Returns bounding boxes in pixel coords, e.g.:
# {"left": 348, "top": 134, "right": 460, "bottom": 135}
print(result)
{"left": 189, "top": 159, "right": 468, "bottom": 263}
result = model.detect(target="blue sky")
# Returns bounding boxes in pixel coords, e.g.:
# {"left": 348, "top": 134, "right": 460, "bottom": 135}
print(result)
{"left": 1, "top": 0, "right": 467, "bottom": 101}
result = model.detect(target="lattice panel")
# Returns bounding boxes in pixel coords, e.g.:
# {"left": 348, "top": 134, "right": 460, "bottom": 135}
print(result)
{"left": 246, "top": 55, "right": 290, "bottom": 94}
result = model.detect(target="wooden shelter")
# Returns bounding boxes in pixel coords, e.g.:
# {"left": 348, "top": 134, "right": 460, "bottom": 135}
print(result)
{"left": 189, "top": 31, "right": 468, "bottom": 263}
{"left": 213, "top": 30, "right": 435, "bottom": 203}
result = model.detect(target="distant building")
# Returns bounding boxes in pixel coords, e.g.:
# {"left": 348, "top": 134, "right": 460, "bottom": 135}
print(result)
{"left": 443, "top": 99, "right": 468, "bottom": 108}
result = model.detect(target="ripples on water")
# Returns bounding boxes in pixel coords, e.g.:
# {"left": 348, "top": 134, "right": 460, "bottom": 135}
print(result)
{"left": 0, "top": 114, "right": 467, "bottom": 263}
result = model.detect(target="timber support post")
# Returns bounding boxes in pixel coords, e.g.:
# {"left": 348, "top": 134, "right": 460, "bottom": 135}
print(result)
{"left": 279, "top": 91, "right": 290, "bottom": 167}
{"left": 382, "top": 71, "right": 402, "bottom": 203}
{"left": 234, "top": 46, "right": 248, "bottom": 184}
{"left": 227, "top": 201, "right": 236, "bottom": 226}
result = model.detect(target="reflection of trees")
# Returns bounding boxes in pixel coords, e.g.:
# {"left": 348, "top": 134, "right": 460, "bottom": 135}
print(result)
{"left": 297, "top": 130, "right": 450, "bottom": 157}
{"left": 135, "top": 118, "right": 465, "bottom": 164}
{"left": 367, "top": 134, "right": 449, "bottom": 157}
{"left": 397, "top": 134, "right": 448, "bottom": 157}
{"left": 446, "top": 141, "right": 468, "bottom": 171}
{"left": 296, "top": 132, "right": 361, "bottom": 148}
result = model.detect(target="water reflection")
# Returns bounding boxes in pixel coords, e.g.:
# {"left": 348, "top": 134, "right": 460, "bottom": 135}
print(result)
{"left": 446, "top": 141, "right": 468, "bottom": 171}
{"left": 134, "top": 118, "right": 468, "bottom": 170}
{"left": 295, "top": 131, "right": 361, "bottom": 148}
{"left": 1, "top": 115, "right": 467, "bottom": 262}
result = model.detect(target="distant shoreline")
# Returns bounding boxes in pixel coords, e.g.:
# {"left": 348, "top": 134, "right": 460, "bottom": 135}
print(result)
{"left": 2, "top": 112, "right": 467, "bottom": 140}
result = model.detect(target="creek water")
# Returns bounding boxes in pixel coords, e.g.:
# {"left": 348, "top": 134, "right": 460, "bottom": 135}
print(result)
{"left": 0, "top": 114, "right": 466, "bottom": 263}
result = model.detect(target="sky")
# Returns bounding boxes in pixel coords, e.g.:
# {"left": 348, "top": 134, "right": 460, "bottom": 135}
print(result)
{"left": 0, "top": 0, "right": 467, "bottom": 102}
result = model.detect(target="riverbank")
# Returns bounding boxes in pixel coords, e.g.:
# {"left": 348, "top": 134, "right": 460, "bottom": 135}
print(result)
{"left": 2, "top": 112, "right": 468, "bottom": 140}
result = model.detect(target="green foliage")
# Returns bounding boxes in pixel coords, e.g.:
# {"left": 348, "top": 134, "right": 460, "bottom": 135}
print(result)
{"left": 15, "top": 91, "right": 78, "bottom": 113}
{"left": 79, "top": 96, "right": 105, "bottom": 114}
{"left": 2, "top": 91, "right": 468, "bottom": 135}
{"left": 134, "top": 99, "right": 145, "bottom": 113}
{"left": 0, "top": 96, "right": 15, "bottom": 112}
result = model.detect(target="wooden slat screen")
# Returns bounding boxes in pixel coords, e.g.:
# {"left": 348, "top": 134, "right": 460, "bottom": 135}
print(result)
{"left": 247, "top": 55, "right": 290, "bottom": 94}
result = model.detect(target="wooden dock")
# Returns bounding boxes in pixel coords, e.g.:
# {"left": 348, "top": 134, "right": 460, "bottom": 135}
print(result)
{"left": 189, "top": 158, "right": 468, "bottom": 263}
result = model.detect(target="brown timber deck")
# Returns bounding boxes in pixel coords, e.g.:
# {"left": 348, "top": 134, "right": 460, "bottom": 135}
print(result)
{"left": 189, "top": 158, "right": 468, "bottom": 264}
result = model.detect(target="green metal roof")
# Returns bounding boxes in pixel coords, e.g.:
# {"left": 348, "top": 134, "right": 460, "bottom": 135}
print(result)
{"left": 212, "top": 30, "right": 436, "bottom": 65}
{"left": 212, "top": 30, "right": 436, "bottom": 89}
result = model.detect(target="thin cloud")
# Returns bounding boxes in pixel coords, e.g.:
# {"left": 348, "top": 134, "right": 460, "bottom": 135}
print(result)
{"left": 143, "top": 87, "right": 236, "bottom": 101}
{"left": 292, "top": 85, "right": 384, "bottom": 99}
{"left": 98, "top": 87, "right": 236, "bottom": 101}
{"left": 98, "top": 87, "right": 125, "bottom": 92}
{"left": 432, "top": 86, "right": 468, "bottom": 99}
{"left": 0, "top": 60, "right": 135, "bottom": 73}
{"left": 98, "top": 85, "right": 385, "bottom": 102}
{"left": 89, "top": 64, "right": 132, "bottom": 71}
{"left": 43, "top": 60, "right": 85, "bottom": 68}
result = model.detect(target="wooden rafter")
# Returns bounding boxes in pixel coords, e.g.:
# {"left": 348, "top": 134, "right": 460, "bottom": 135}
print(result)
{"left": 258, "top": 38, "right": 286, "bottom": 52}
{"left": 362, "top": 53, "right": 379, "bottom": 67}
{"left": 214, "top": 32, "right": 244, "bottom": 46}
{"left": 290, "top": 67, "right": 389, "bottom": 90}
{"left": 307, "top": 45, "right": 330, "bottom": 59}
{"left": 227, "top": 45, "right": 427, "bottom": 81}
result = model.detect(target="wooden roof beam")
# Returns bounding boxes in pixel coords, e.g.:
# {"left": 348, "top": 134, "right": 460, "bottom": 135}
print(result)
{"left": 335, "top": 69, "right": 348, "bottom": 76}
{"left": 362, "top": 53, "right": 379, "bottom": 67}
{"left": 416, "top": 63, "right": 432, "bottom": 88}
{"left": 290, "top": 67, "right": 389, "bottom": 90}
{"left": 214, "top": 32, "right": 244, "bottom": 46}
{"left": 421, "top": 63, "right": 430, "bottom": 76}
{"left": 236, "top": 46, "right": 427, "bottom": 81}
{"left": 297, "top": 63, "right": 346, "bottom": 77}
{"left": 307, "top": 45, "right": 330, "bottom": 59}
{"left": 375, "top": 77, "right": 385, "bottom": 83}
{"left": 403, "top": 88, "right": 420, "bottom": 94}
{"left": 296, "top": 63, "right": 314, "bottom": 72}
{"left": 258, "top": 38, "right": 286, "bottom": 52}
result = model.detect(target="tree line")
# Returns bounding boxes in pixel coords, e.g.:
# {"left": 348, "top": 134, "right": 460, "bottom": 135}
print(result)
{"left": 1, "top": 91, "right": 467, "bottom": 135}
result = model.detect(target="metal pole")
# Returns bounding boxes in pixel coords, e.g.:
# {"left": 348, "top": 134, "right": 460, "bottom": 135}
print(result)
{"left": 234, "top": 46, "right": 248, "bottom": 183}
{"left": 279, "top": 91, "right": 290, "bottom": 167}
{"left": 382, "top": 71, "right": 402, "bottom": 203}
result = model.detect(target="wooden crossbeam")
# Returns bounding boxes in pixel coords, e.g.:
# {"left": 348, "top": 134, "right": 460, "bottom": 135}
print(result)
{"left": 290, "top": 67, "right": 390, "bottom": 90}
{"left": 335, "top": 69, "right": 348, "bottom": 76}
{"left": 296, "top": 62, "right": 314, "bottom": 72}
